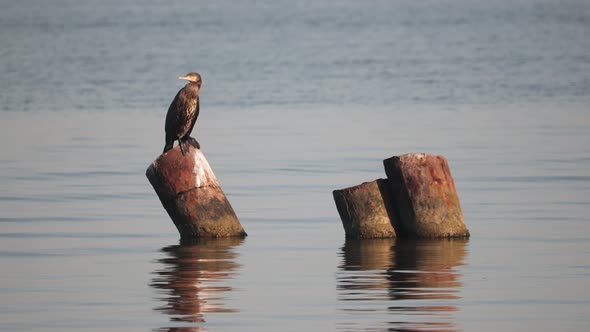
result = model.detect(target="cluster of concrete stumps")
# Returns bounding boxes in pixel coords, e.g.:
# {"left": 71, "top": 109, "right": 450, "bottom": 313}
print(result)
{"left": 146, "top": 148, "right": 467, "bottom": 240}
{"left": 333, "top": 153, "right": 469, "bottom": 239}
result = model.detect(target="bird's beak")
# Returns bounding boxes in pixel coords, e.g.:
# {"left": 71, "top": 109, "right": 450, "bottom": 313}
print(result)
{"left": 178, "top": 76, "right": 189, "bottom": 81}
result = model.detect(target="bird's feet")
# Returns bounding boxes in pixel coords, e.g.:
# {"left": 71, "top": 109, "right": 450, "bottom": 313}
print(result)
{"left": 179, "top": 137, "right": 200, "bottom": 155}
{"left": 186, "top": 136, "right": 200, "bottom": 150}
{"left": 179, "top": 139, "right": 189, "bottom": 155}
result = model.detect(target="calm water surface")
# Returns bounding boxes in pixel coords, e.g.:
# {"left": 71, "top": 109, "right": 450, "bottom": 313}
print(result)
{"left": 1, "top": 1, "right": 590, "bottom": 331}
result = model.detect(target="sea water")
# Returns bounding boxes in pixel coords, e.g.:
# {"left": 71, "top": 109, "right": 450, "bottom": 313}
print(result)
{"left": 1, "top": 1, "right": 589, "bottom": 331}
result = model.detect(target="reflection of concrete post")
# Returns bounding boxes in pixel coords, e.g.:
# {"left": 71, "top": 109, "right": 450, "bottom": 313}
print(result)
{"left": 338, "top": 239, "right": 396, "bottom": 293}
{"left": 151, "top": 238, "right": 243, "bottom": 325}
{"left": 337, "top": 238, "right": 468, "bottom": 331}
{"left": 388, "top": 239, "right": 467, "bottom": 300}
{"left": 340, "top": 238, "right": 396, "bottom": 271}
{"left": 146, "top": 146, "right": 247, "bottom": 238}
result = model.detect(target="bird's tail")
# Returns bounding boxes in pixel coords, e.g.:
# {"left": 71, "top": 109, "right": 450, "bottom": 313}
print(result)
{"left": 163, "top": 142, "right": 173, "bottom": 154}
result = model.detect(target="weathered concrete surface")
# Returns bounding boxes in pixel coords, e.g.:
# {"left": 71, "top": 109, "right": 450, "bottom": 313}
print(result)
{"left": 333, "top": 179, "right": 399, "bottom": 238}
{"left": 383, "top": 153, "right": 469, "bottom": 238}
{"left": 146, "top": 145, "right": 246, "bottom": 238}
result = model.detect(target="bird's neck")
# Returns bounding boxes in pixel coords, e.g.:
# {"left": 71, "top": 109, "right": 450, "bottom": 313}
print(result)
{"left": 185, "top": 82, "right": 200, "bottom": 95}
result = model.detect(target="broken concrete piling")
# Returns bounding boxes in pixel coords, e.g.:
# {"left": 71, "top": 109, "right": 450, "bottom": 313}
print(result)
{"left": 333, "top": 179, "right": 399, "bottom": 239}
{"left": 333, "top": 153, "right": 469, "bottom": 239}
{"left": 383, "top": 153, "right": 469, "bottom": 238}
{"left": 146, "top": 145, "right": 246, "bottom": 238}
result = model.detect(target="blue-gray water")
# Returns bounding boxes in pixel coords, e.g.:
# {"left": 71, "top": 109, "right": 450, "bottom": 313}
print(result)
{"left": 1, "top": 0, "right": 589, "bottom": 331}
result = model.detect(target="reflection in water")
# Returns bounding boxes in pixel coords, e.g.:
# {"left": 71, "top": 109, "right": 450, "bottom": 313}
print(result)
{"left": 337, "top": 238, "right": 468, "bottom": 331}
{"left": 151, "top": 238, "right": 243, "bottom": 331}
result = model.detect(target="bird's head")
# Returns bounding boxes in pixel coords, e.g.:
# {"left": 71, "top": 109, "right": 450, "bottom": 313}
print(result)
{"left": 178, "top": 72, "right": 202, "bottom": 88}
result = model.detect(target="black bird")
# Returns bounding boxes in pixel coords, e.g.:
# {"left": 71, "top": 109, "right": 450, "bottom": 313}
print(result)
{"left": 163, "top": 72, "right": 202, "bottom": 155}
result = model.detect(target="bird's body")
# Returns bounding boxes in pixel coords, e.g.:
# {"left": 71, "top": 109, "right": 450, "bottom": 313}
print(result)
{"left": 163, "top": 72, "right": 202, "bottom": 155}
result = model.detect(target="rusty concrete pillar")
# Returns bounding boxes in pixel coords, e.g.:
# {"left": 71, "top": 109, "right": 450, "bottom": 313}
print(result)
{"left": 383, "top": 153, "right": 469, "bottom": 238}
{"left": 146, "top": 146, "right": 246, "bottom": 238}
{"left": 333, "top": 179, "right": 399, "bottom": 238}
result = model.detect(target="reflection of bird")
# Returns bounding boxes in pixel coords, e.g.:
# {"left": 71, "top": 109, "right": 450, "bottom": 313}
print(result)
{"left": 163, "top": 72, "right": 202, "bottom": 155}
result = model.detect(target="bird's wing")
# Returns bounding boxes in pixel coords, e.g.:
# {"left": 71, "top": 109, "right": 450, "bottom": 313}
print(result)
{"left": 187, "top": 96, "right": 200, "bottom": 135}
{"left": 164, "top": 89, "right": 183, "bottom": 134}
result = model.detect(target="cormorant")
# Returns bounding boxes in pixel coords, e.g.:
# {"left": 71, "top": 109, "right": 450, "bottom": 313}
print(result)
{"left": 163, "top": 72, "right": 202, "bottom": 155}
